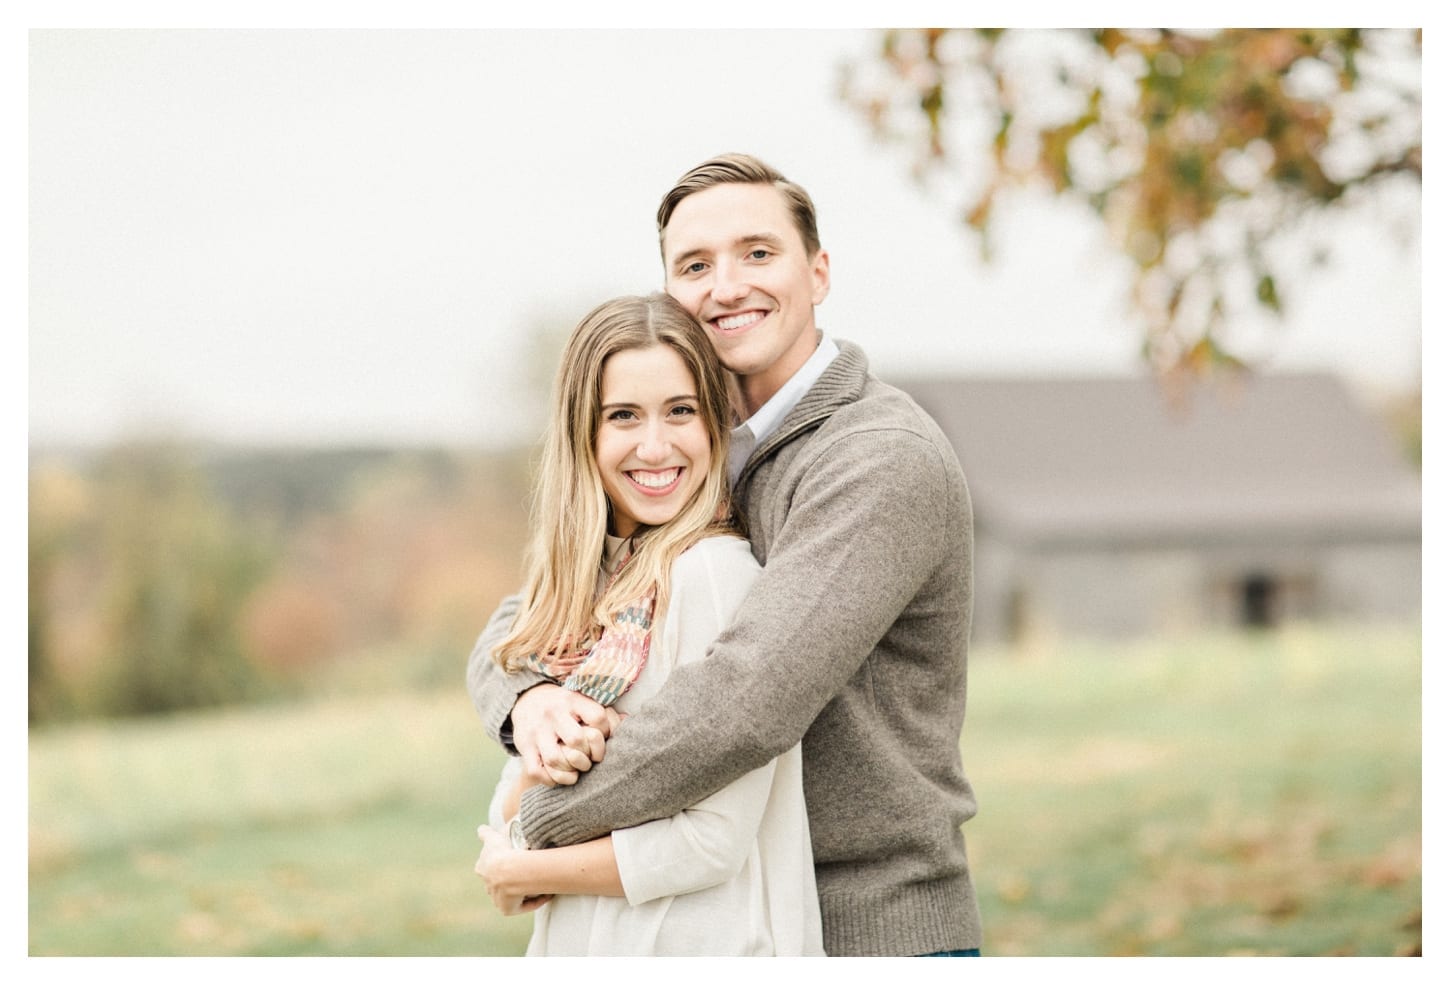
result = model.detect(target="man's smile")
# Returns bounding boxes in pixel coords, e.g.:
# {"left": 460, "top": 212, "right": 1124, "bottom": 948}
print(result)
{"left": 712, "top": 311, "right": 767, "bottom": 332}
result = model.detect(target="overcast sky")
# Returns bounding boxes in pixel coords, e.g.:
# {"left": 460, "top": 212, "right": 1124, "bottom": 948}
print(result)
{"left": 27, "top": 26, "right": 1424, "bottom": 450}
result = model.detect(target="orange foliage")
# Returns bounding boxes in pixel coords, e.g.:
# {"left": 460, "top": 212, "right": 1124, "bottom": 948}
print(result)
{"left": 29, "top": 448, "right": 533, "bottom": 718}
{"left": 240, "top": 575, "right": 345, "bottom": 673}
{"left": 842, "top": 28, "right": 1421, "bottom": 376}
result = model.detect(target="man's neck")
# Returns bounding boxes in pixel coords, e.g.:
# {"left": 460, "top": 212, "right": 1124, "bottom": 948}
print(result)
{"left": 731, "top": 374, "right": 780, "bottom": 421}
{"left": 731, "top": 331, "right": 823, "bottom": 419}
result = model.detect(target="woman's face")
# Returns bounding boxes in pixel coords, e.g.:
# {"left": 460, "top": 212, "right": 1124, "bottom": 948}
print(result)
{"left": 594, "top": 344, "right": 712, "bottom": 539}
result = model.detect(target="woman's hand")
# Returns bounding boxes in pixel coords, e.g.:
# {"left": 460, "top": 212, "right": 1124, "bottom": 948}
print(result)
{"left": 475, "top": 824, "right": 553, "bottom": 916}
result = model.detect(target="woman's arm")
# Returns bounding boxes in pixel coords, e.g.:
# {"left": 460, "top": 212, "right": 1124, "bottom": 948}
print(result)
{"left": 610, "top": 755, "right": 778, "bottom": 903}
{"left": 482, "top": 756, "right": 623, "bottom": 915}
{"left": 479, "top": 756, "right": 782, "bottom": 914}
{"left": 475, "top": 824, "right": 624, "bottom": 915}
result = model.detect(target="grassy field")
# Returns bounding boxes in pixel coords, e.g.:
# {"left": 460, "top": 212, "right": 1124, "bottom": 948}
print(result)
{"left": 28, "top": 623, "right": 1421, "bottom": 957}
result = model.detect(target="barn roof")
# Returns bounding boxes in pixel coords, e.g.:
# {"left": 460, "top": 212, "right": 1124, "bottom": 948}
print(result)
{"left": 893, "top": 373, "right": 1421, "bottom": 547}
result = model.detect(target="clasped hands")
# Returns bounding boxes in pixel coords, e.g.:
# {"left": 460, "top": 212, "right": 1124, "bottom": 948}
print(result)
{"left": 511, "top": 682, "right": 623, "bottom": 787}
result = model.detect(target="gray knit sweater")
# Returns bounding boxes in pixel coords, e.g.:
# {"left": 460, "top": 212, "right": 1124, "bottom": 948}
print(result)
{"left": 467, "top": 340, "right": 981, "bottom": 955}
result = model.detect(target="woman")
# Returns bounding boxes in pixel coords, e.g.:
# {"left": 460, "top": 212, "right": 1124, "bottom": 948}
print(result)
{"left": 474, "top": 293, "right": 822, "bottom": 956}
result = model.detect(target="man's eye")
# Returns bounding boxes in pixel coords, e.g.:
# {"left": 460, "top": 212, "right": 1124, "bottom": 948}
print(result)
{"left": 685, "top": 261, "right": 707, "bottom": 274}
{"left": 748, "top": 249, "right": 770, "bottom": 260}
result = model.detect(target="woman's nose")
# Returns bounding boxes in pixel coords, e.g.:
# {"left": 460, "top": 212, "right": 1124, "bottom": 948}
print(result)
{"left": 636, "top": 424, "right": 672, "bottom": 463}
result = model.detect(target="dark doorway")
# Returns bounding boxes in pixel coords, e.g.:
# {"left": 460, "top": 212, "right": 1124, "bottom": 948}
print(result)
{"left": 1240, "top": 573, "right": 1279, "bottom": 627}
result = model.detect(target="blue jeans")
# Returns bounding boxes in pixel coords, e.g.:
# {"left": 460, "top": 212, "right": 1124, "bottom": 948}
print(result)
{"left": 921, "top": 948, "right": 981, "bottom": 956}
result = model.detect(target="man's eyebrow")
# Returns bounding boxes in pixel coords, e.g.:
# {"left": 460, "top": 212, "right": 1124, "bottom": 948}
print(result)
{"left": 738, "top": 232, "right": 787, "bottom": 249}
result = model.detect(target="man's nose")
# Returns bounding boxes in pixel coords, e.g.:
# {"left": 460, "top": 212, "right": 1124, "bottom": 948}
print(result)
{"left": 710, "top": 261, "right": 749, "bottom": 304}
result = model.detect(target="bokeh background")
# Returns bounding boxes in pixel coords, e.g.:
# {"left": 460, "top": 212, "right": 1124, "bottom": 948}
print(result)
{"left": 27, "top": 26, "right": 1426, "bottom": 959}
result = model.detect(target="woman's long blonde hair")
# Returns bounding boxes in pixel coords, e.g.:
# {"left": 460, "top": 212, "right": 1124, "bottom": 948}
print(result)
{"left": 493, "top": 293, "right": 739, "bottom": 672}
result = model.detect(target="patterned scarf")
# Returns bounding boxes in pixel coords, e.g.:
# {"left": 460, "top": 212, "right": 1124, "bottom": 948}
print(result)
{"left": 521, "top": 542, "right": 655, "bottom": 707}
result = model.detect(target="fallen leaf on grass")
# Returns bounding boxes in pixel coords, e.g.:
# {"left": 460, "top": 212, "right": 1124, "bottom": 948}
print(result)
{"left": 996, "top": 873, "right": 1032, "bottom": 904}
{"left": 1263, "top": 895, "right": 1301, "bottom": 920}
{"left": 177, "top": 910, "right": 224, "bottom": 944}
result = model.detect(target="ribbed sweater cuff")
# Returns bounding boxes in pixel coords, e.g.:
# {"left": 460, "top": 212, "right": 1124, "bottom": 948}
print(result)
{"left": 819, "top": 874, "right": 982, "bottom": 957}
{"left": 477, "top": 687, "right": 512, "bottom": 751}
{"left": 475, "top": 671, "right": 547, "bottom": 752}
{"left": 518, "top": 783, "right": 605, "bottom": 849}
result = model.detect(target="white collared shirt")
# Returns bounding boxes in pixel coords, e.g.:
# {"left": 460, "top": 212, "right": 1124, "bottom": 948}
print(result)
{"left": 727, "top": 334, "right": 841, "bottom": 487}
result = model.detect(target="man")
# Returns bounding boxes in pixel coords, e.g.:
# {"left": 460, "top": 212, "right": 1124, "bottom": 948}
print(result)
{"left": 468, "top": 154, "right": 982, "bottom": 956}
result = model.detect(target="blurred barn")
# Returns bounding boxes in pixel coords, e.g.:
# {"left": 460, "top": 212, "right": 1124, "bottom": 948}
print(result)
{"left": 895, "top": 373, "right": 1422, "bottom": 643}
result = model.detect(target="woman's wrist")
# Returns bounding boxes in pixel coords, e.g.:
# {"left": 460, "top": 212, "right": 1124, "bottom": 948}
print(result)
{"left": 496, "top": 843, "right": 537, "bottom": 898}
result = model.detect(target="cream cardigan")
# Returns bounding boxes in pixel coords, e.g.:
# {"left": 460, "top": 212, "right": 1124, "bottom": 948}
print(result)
{"left": 487, "top": 535, "right": 823, "bottom": 956}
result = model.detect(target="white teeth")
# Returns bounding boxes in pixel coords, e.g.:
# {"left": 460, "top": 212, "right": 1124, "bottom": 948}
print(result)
{"left": 717, "top": 312, "right": 762, "bottom": 331}
{"left": 630, "top": 468, "right": 681, "bottom": 489}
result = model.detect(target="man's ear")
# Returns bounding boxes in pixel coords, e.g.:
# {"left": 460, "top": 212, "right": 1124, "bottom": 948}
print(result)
{"left": 811, "top": 249, "right": 831, "bottom": 306}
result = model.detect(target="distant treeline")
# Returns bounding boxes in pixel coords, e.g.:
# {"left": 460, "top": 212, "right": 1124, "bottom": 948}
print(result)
{"left": 28, "top": 442, "right": 535, "bottom": 724}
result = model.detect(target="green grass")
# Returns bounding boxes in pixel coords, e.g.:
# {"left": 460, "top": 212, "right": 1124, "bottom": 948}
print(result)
{"left": 28, "top": 623, "right": 1421, "bottom": 956}
{"left": 28, "top": 691, "right": 530, "bottom": 956}
{"left": 963, "top": 623, "right": 1422, "bottom": 956}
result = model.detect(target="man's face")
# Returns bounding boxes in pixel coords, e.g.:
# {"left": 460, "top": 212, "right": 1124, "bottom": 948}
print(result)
{"left": 662, "top": 183, "right": 830, "bottom": 406}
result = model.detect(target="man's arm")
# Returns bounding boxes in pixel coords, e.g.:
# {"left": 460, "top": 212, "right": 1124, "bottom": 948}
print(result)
{"left": 518, "top": 426, "right": 961, "bottom": 849}
{"left": 465, "top": 593, "right": 543, "bottom": 750}
{"left": 466, "top": 594, "right": 617, "bottom": 780}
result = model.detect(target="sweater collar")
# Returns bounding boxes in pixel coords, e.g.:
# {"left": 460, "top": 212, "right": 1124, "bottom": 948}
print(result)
{"left": 738, "top": 339, "right": 870, "bottom": 483}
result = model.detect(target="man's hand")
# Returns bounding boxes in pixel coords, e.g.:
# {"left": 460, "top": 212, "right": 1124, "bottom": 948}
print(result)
{"left": 511, "top": 684, "right": 622, "bottom": 787}
{"left": 475, "top": 824, "right": 551, "bottom": 916}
